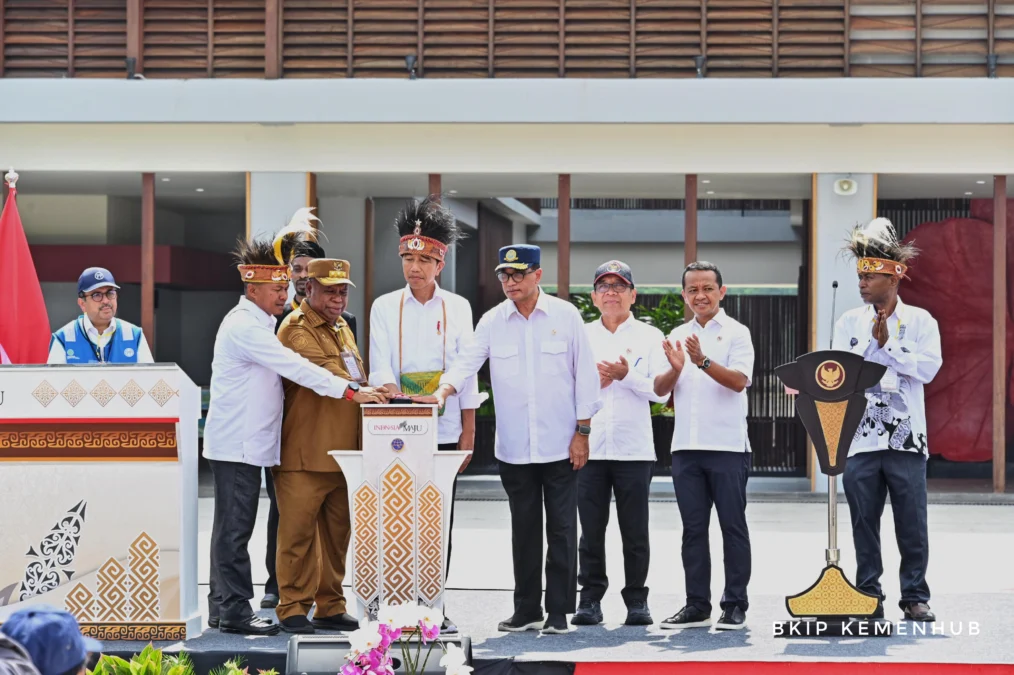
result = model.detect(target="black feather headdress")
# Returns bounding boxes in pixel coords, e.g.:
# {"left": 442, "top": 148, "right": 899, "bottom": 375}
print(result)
{"left": 844, "top": 217, "right": 919, "bottom": 280}
{"left": 395, "top": 195, "right": 462, "bottom": 260}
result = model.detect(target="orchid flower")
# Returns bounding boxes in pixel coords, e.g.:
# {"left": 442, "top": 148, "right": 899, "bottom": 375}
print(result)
{"left": 439, "top": 644, "right": 468, "bottom": 670}
{"left": 348, "top": 622, "right": 383, "bottom": 656}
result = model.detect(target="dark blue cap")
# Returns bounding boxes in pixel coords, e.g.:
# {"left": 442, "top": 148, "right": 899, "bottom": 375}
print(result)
{"left": 1, "top": 606, "right": 102, "bottom": 675}
{"left": 593, "top": 260, "right": 634, "bottom": 287}
{"left": 496, "top": 245, "right": 541, "bottom": 272}
{"left": 77, "top": 267, "right": 119, "bottom": 295}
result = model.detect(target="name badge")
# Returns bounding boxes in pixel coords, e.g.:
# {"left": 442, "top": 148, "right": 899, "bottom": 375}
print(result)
{"left": 341, "top": 350, "right": 367, "bottom": 384}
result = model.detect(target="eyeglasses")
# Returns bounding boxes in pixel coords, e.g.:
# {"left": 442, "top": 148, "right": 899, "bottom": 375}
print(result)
{"left": 496, "top": 269, "right": 535, "bottom": 284}
{"left": 80, "top": 290, "right": 118, "bottom": 302}
{"left": 594, "top": 282, "right": 632, "bottom": 294}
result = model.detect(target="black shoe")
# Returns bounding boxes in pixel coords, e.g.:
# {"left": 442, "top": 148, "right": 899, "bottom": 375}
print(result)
{"left": 624, "top": 601, "right": 653, "bottom": 626}
{"left": 715, "top": 607, "right": 747, "bottom": 630}
{"left": 497, "top": 611, "right": 544, "bottom": 632}
{"left": 871, "top": 600, "right": 885, "bottom": 619}
{"left": 542, "top": 613, "right": 569, "bottom": 634}
{"left": 660, "top": 605, "right": 711, "bottom": 629}
{"left": 570, "top": 601, "right": 603, "bottom": 626}
{"left": 280, "top": 615, "right": 315, "bottom": 634}
{"left": 441, "top": 617, "right": 458, "bottom": 634}
{"left": 208, "top": 617, "right": 219, "bottom": 629}
{"left": 219, "top": 615, "right": 280, "bottom": 636}
{"left": 312, "top": 613, "right": 360, "bottom": 632}
{"left": 902, "top": 602, "right": 936, "bottom": 622}
{"left": 260, "top": 593, "right": 279, "bottom": 609}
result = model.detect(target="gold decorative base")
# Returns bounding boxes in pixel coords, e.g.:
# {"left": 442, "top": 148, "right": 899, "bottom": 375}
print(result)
{"left": 786, "top": 565, "right": 880, "bottom": 618}
{"left": 79, "top": 623, "right": 186, "bottom": 641}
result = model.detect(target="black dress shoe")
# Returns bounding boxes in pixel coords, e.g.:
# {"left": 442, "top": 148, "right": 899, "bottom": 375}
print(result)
{"left": 260, "top": 593, "right": 279, "bottom": 609}
{"left": 497, "top": 611, "right": 544, "bottom": 632}
{"left": 208, "top": 617, "right": 219, "bottom": 629}
{"left": 903, "top": 602, "right": 936, "bottom": 622}
{"left": 312, "top": 613, "right": 360, "bottom": 631}
{"left": 624, "top": 601, "right": 653, "bottom": 626}
{"left": 872, "top": 600, "right": 885, "bottom": 619}
{"left": 660, "top": 605, "right": 711, "bottom": 629}
{"left": 715, "top": 607, "right": 747, "bottom": 630}
{"left": 219, "top": 616, "right": 280, "bottom": 636}
{"left": 441, "top": 617, "right": 458, "bottom": 634}
{"left": 280, "top": 615, "right": 315, "bottom": 634}
{"left": 570, "top": 601, "right": 603, "bottom": 626}
{"left": 541, "top": 613, "right": 569, "bottom": 634}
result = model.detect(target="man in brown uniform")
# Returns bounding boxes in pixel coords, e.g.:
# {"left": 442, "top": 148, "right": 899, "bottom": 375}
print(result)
{"left": 275, "top": 258, "right": 390, "bottom": 634}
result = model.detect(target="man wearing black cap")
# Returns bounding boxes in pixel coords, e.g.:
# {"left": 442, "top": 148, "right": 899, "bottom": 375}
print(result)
{"left": 429, "top": 244, "right": 602, "bottom": 635}
{"left": 573, "top": 260, "right": 669, "bottom": 627}
{"left": 48, "top": 267, "right": 153, "bottom": 364}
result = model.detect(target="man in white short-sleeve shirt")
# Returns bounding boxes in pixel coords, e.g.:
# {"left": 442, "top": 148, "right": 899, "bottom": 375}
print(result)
{"left": 653, "top": 261, "right": 755, "bottom": 632}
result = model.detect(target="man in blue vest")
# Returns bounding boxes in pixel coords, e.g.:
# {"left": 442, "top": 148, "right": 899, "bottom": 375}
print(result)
{"left": 47, "top": 267, "right": 153, "bottom": 364}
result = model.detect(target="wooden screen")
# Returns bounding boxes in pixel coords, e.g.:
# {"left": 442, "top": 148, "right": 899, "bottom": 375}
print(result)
{"left": 281, "top": 0, "right": 349, "bottom": 77}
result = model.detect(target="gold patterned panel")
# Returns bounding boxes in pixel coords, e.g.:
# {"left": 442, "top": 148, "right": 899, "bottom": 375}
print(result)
{"left": 381, "top": 461, "right": 416, "bottom": 605}
{"left": 61, "top": 380, "right": 87, "bottom": 407}
{"left": 814, "top": 400, "right": 848, "bottom": 466}
{"left": 95, "top": 558, "right": 128, "bottom": 622}
{"left": 65, "top": 583, "right": 95, "bottom": 622}
{"left": 353, "top": 483, "right": 379, "bottom": 605}
{"left": 90, "top": 380, "right": 117, "bottom": 407}
{"left": 787, "top": 566, "right": 880, "bottom": 617}
{"left": 33, "top": 381, "right": 58, "bottom": 407}
{"left": 128, "top": 533, "right": 160, "bottom": 622}
{"left": 417, "top": 484, "right": 443, "bottom": 603}
{"left": 148, "top": 380, "right": 177, "bottom": 407}
{"left": 119, "top": 380, "right": 145, "bottom": 407}
{"left": 80, "top": 623, "right": 186, "bottom": 641}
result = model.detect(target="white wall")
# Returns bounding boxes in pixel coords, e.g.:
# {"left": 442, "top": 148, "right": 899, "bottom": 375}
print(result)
{"left": 18, "top": 195, "right": 108, "bottom": 244}
{"left": 249, "top": 172, "right": 309, "bottom": 239}
{"left": 537, "top": 242, "right": 803, "bottom": 287}
{"left": 317, "top": 196, "right": 367, "bottom": 317}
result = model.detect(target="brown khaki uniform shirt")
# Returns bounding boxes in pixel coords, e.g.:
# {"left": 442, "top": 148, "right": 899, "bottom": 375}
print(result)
{"left": 277, "top": 300, "right": 367, "bottom": 472}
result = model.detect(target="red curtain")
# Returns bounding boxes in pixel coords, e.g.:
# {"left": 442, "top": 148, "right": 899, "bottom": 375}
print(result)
{"left": 901, "top": 199, "right": 1014, "bottom": 462}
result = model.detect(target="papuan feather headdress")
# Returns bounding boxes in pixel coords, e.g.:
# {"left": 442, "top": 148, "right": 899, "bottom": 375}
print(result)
{"left": 395, "top": 195, "right": 463, "bottom": 261}
{"left": 234, "top": 207, "right": 324, "bottom": 283}
{"left": 844, "top": 217, "right": 919, "bottom": 280}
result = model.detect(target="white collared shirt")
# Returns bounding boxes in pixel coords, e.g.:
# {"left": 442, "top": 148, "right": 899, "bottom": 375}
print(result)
{"left": 666, "top": 308, "right": 755, "bottom": 453}
{"left": 585, "top": 315, "right": 670, "bottom": 461}
{"left": 47, "top": 315, "right": 154, "bottom": 364}
{"left": 442, "top": 288, "right": 603, "bottom": 464}
{"left": 369, "top": 284, "right": 483, "bottom": 445}
{"left": 832, "top": 297, "right": 942, "bottom": 457}
{"left": 203, "top": 296, "right": 352, "bottom": 468}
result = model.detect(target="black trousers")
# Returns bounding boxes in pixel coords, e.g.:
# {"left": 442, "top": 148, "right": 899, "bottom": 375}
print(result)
{"left": 499, "top": 458, "right": 578, "bottom": 616}
{"left": 842, "top": 450, "right": 930, "bottom": 608}
{"left": 577, "top": 459, "right": 653, "bottom": 607}
{"left": 437, "top": 443, "right": 460, "bottom": 588}
{"left": 208, "top": 459, "right": 263, "bottom": 623}
{"left": 671, "top": 450, "right": 751, "bottom": 613}
{"left": 264, "top": 468, "right": 279, "bottom": 597}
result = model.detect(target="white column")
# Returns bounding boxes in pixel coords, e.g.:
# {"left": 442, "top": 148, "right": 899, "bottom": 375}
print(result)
{"left": 316, "top": 197, "right": 367, "bottom": 320}
{"left": 812, "top": 173, "right": 877, "bottom": 493}
{"left": 248, "top": 172, "right": 310, "bottom": 240}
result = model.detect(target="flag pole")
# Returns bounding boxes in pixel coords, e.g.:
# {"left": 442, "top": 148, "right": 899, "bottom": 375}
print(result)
{"left": 5, "top": 168, "right": 17, "bottom": 191}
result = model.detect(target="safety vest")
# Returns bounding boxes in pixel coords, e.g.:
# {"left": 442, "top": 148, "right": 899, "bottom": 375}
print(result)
{"left": 50, "top": 317, "right": 144, "bottom": 363}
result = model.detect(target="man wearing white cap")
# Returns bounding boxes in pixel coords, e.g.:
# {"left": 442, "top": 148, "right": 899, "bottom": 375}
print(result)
{"left": 47, "top": 266, "right": 153, "bottom": 364}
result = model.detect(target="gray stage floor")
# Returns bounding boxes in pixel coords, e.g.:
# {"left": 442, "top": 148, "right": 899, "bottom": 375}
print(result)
{"left": 108, "top": 498, "right": 1014, "bottom": 664}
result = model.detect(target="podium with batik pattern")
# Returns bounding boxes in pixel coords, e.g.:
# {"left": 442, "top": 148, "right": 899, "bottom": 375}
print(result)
{"left": 0, "top": 364, "right": 201, "bottom": 641}
{"left": 330, "top": 404, "right": 469, "bottom": 621}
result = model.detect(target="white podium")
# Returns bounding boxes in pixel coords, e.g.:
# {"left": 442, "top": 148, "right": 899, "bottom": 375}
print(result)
{"left": 330, "top": 404, "right": 469, "bottom": 621}
{"left": 0, "top": 364, "right": 201, "bottom": 641}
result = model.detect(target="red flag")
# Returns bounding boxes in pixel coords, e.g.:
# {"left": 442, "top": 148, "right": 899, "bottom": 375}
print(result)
{"left": 0, "top": 176, "right": 51, "bottom": 364}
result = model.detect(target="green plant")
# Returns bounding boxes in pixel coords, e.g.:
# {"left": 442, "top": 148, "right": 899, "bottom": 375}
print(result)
{"left": 476, "top": 380, "right": 495, "bottom": 417}
{"left": 209, "top": 657, "right": 278, "bottom": 675}
{"left": 87, "top": 645, "right": 195, "bottom": 675}
{"left": 633, "top": 292, "right": 685, "bottom": 337}
{"left": 570, "top": 293, "right": 601, "bottom": 323}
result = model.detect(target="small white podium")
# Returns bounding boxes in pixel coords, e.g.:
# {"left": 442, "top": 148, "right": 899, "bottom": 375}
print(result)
{"left": 330, "top": 404, "right": 469, "bottom": 621}
{"left": 0, "top": 364, "right": 201, "bottom": 641}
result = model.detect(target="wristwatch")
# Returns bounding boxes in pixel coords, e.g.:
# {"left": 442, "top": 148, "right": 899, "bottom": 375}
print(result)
{"left": 699, "top": 357, "right": 712, "bottom": 371}
{"left": 344, "top": 381, "right": 360, "bottom": 401}
{"left": 576, "top": 424, "right": 592, "bottom": 436}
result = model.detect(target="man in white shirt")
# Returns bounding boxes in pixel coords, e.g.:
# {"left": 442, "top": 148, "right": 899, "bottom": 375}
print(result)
{"left": 369, "top": 196, "right": 483, "bottom": 632}
{"left": 48, "top": 267, "right": 154, "bottom": 364}
{"left": 429, "top": 244, "right": 602, "bottom": 635}
{"left": 203, "top": 232, "right": 388, "bottom": 636}
{"left": 653, "top": 261, "right": 755, "bottom": 632}
{"left": 834, "top": 218, "right": 943, "bottom": 623}
{"left": 571, "top": 260, "right": 668, "bottom": 628}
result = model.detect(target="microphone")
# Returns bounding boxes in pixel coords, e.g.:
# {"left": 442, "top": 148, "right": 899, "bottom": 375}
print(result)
{"left": 829, "top": 281, "right": 838, "bottom": 350}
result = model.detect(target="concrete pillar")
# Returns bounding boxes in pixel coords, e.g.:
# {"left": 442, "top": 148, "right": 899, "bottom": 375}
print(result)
{"left": 811, "top": 173, "right": 877, "bottom": 493}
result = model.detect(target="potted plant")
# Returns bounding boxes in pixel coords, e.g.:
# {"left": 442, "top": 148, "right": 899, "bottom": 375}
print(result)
{"left": 341, "top": 603, "right": 471, "bottom": 675}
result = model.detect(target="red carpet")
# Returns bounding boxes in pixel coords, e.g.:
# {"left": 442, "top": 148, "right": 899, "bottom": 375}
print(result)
{"left": 576, "top": 664, "right": 1009, "bottom": 675}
